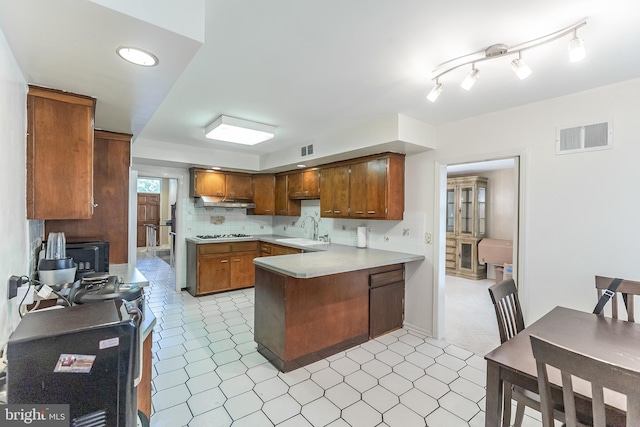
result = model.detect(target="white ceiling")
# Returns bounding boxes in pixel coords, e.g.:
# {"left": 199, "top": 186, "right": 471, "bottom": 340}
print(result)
{"left": 1, "top": 0, "right": 639, "bottom": 171}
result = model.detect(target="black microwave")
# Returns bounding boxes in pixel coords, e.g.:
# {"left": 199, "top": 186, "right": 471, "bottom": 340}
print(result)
{"left": 65, "top": 241, "right": 109, "bottom": 277}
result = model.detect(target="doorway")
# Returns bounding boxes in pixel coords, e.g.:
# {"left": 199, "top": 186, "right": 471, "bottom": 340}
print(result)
{"left": 137, "top": 193, "right": 160, "bottom": 247}
{"left": 440, "top": 157, "right": 520, "bottom": 355}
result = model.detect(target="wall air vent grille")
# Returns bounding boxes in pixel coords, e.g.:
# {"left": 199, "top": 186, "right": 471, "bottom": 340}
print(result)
{"left": 556, "top": 120, "right": 612, "bottom": 155}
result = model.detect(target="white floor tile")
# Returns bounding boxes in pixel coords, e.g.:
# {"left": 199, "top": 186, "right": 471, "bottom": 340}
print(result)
{"left": 137, "top": 251, "right": 544, "bottom": 427}
{"left": 300, "top": 396, "right": 341, "bottom": 426}
{"left": 187, "top": 386, "right": 226, "bottom": 416}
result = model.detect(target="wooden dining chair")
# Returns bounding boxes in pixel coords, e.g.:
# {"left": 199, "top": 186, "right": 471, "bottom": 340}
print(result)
{"left": 531, "top": 333, "right": 640, "bottom": 427}
{"left": 488, "top": 279, "right": 564, "bottom": 427}
{"left": 594, "top": 275, "right": 640, "bottom": 322}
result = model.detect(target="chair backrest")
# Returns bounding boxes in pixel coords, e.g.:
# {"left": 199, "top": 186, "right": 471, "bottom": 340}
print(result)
{"left": 530, "top": 334, "right": 640, "bottom": 427}
{"left": 595, "top": 275, "right": 640, "bottom": 322}
{"left": 488, "top": 279, "right": 525, "bottom": 343}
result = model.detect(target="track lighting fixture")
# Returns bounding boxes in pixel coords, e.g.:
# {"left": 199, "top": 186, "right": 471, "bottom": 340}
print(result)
{"left": 568, "top": 29, "right": 586, "bottom": 62}
{"left": 510, "top": 52, "right": 532, "bottom": 80}
{"left": 460, "top": 64, "right": 480, "bottom": 90}
{"left": 426, "top": 19, "right": 587, "bottom": 102}
{"left": 426, "top": 78, "right": 443, "bottom": 102}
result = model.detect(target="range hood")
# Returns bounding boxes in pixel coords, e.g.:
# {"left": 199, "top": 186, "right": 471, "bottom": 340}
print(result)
{"left": 194, "top": 196, "right": 256, "bottom": 209}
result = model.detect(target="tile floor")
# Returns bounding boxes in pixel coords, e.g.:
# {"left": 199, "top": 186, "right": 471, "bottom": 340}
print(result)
{"left": 138, "top": 251, "right": 544, "bottom": 427}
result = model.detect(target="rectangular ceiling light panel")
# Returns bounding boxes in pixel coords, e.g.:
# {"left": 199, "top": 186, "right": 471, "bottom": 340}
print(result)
{"left": 205, "top": 115, "right": 275, "bottom": 145}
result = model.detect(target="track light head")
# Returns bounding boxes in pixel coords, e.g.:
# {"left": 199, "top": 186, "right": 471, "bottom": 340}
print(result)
{"left": 427, "top": 80, "right": 444, "bottom": 102}
{"left": 461, "top": 65, "right": 480, "bottom": 91}
{"left": 568, "top": 30, "right": 586, "bottom": 62}
{"left": 511, "top": 53, "right": 532, "bottom": 80}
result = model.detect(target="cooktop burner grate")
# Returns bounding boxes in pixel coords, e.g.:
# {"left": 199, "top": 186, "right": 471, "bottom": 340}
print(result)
{"left": 196, "top": 234, "right": 252, "bottom": 239}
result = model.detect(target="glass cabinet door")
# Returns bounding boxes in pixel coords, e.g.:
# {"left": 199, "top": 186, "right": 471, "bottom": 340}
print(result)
{"left": 459, "top": 241, "right": 473, "bottom": 269}
{"left": 446, "top": 188, "right": 455, "bottom": 233}
{"left": 477, "top": 187, "right": 486, "bottom": 235}
{"left": 460, "top": 187, "right": 473, "bottom": 234}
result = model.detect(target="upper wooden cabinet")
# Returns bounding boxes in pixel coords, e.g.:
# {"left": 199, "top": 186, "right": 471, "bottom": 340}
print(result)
{"left": 46, "top": 130, "right": 131, "bottom": 264}
{"left": 27, "top": 85, "right": 96, "bottom": 219}
{"left": 252, "top": 174, "right": 276, "bottom": 215}
{"left": 225, "top": 173, "right": 253, "bottom": 200}
{"left": 190, "top": 169, "right": 225, "bottom": 198}
{"left": 275, "top": 175, "right": 301, "bottom": 216}
{"left": 318, "top": 153, "right": 405, "bottom": 220}
{"left": 287, "top": 169, "right": 319, "bottom": 199}
{"left": 190, "top": 169, "right": 253, "bottom": 200}
{"left": 319, "top": 166, "right": 350, "bottom": 218}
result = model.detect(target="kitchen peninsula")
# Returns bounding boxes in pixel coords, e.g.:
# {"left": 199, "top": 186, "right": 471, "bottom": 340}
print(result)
{"left": 252, "top": 240, "right": 424, "bottom": 372}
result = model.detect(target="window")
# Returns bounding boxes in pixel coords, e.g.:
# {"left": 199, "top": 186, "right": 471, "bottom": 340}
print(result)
{"left": 137, "top": 178, "right": 161, "bottom": 194}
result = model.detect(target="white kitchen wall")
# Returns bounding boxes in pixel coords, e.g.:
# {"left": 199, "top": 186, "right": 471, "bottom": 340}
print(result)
{"left": 404, "top": 77, "right": 640, "bottom": 337}
{"left": 0, "top": 26, "right": 29, "bottom": 349}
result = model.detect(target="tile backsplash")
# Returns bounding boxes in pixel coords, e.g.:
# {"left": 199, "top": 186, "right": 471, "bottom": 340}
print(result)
{"left": 182, "top": 198, "right": 425, "bottom": 255}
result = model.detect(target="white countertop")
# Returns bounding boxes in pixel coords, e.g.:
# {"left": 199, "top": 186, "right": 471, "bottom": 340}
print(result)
{"left": 109, "top": 263, "right": 150, "bottom": 287}
{"left": 253, "top": 235, "right": 425, "bottom": 278}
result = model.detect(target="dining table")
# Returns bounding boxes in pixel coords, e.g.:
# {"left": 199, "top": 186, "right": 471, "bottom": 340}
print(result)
{"left": 484, "top": 306, "right": 640, "bottom": 426}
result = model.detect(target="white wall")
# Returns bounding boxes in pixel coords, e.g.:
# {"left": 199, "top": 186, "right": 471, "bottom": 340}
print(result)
{"left": 0, "top": 26, "right": 28, "bottom": 349}
{"left": 404, "top": 77, "right": 640, "bottom": 335}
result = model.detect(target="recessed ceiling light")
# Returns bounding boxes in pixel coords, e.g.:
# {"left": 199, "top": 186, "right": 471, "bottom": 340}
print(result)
{"left": 116, "top": 46, "right": 158, "bottom": 67}
{"left": 297, "top": 164, "right": 307, "bottom": 168}
{"left": 205, "top": 115, "right": 275, "bottom": 145}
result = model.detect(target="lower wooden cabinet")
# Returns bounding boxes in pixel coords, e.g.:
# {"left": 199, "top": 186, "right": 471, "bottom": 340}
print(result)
{"left": 369, "top": 264, "right": 404, "bottom": 338}
{"left": 187, "top": 241, "right": 258, "bottom": 296}
{"left": 259, "top": 242, "right": 303, "bottom": 256}
{"left": 137, "top": 331, "right": 152, "bottom": 420}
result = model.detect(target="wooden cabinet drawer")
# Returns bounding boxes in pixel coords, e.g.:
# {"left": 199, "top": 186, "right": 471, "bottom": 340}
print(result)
{"left": 260, "top": 243, "right": 272, "bottom": 255}
{"left": 446, "top": 252, "right": 456, "bottom": 262}
{"left": 446, "top": 260, "right": 457, "bottom": 269}
{"left": 370, "top": 268, "right": 404, "bottom": 288}
{"left": 198, "top": 244, "right": 231, "bottom": 255}
{"left": 230, "top": 241, "right": 258, "bottom": 252}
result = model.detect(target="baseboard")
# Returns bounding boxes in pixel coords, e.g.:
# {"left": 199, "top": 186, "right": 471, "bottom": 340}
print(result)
{"left": 403, "top": 321, "right": 432, "bottom": 338}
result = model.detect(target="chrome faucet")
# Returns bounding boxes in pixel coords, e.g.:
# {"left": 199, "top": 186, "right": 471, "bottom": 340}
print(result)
{"left": 302, "top": 216, "right": 319, "bottom": 240}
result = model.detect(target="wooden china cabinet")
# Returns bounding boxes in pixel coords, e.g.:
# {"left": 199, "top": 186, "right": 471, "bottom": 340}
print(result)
{"left": 445, "top": 176, "right": 488, "bottom": 279}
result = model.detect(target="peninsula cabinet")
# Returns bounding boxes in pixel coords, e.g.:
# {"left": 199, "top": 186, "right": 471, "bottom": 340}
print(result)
{"left": 287, "top": 169, "right": 320, "bottom": 199}
{"left": 27, "top": 85, "right": 96, "bottom": 219}
{"left": 252, "top": 174, "right": 276, "bottom": 215}
{"left": 275, "top": 175, "right": 301, "bottom": 216}
{"left": 186, "top": 241, "right": 258, "bottom": 296}
{"left": 349, "top": 153, "right": 405, "bottom": 220}
{"left": 319, "top": 165, "right": 350, "bottom": 218}
{"left": 445, "top": 176, "right": 488, "bottom": 279}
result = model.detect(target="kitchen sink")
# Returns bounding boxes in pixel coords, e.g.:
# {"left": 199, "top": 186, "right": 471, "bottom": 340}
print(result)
{"left": 275, "top": 238, "right": 327, "bottom": 246}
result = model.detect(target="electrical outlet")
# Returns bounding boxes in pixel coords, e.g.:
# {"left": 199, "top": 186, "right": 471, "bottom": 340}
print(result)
{"left": 424, "top": 232, "right": 432, "bottom": 244}
{"left": 8, "top": 275, "right": 20, "bottom": 299}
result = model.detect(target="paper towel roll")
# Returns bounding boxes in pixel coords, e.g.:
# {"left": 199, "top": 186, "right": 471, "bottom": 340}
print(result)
{"left": 357, "top": 226, "right": 367, "bottom": 248}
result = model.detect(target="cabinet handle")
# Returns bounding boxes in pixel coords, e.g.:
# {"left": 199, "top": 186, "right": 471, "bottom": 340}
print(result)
{"left": 355, "top": 210, "right": 363, "bottom": 214}
{"left": 264, "top": 209, "right": 271, "bottom": 213}
{"left": 334, "top": 210, "right": 341, "bottom": 214}
{"left": 232, "top": 258, "right": 240, "bottom": 262}
{"left": 324, "top": 210, "right": 332, "bottom": 213}
{"left": 220, "top": 259, "right": 228, "bottom": 263}
{"left": 368, "top": 211, "right": 376, "bottom": 214}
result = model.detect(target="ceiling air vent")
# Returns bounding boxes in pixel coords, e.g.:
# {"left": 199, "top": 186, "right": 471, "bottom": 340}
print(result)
{"left": 556, "top": 120, "right": 612, "bottom": 155}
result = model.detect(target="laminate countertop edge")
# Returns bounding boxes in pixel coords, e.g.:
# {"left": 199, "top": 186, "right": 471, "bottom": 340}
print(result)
{"left": 253, "top": 242, "right": 424, "bottom": 278}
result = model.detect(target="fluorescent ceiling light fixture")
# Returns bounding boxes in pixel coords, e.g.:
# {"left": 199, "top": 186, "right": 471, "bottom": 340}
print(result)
{"left": 427, "top": 19, "right": 587, "bottom": 102}
{"left": 460, "top": 65, "right": 479, "bottom": 90}
{"left": 116, "top": 46, "right": 158, "bottom": 67}
{"left": 568, "top": 30, "right": 586, "bottom": 62}
{"left": 427, "top": 79, "right": 443, "bottom": 102}
{"left": 205, "top": 115, "right": 275, "bottom": 145}
{"left": 296, "top": 164, "right": 307, "bottom": 168}
{"left": 510, "top": 53, "right": 532, "bottom": 80}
